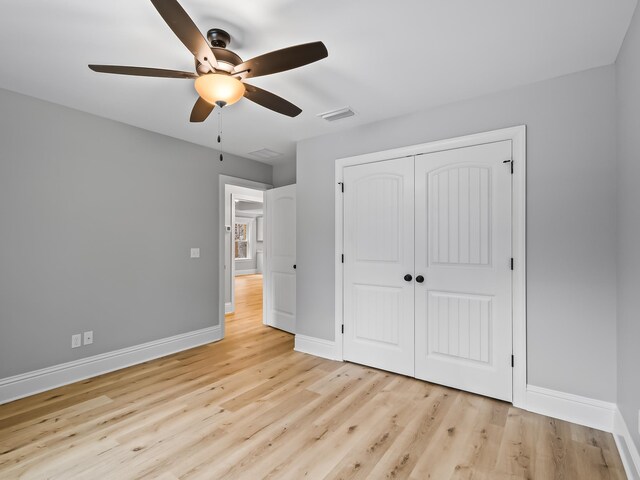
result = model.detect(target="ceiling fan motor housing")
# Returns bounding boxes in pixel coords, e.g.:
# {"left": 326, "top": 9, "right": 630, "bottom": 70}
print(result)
{"left": 207, "top": 28, "right": 231, "bottom": 49}
{"left": 197, "top": 29, "right": 242, "bottom": 74}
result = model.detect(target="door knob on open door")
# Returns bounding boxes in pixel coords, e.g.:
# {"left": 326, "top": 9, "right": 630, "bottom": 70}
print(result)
{"left": 404, "top": 274, "right": 412, "bottom": 282}
{"left": 416, "top": 275, "right": 424, "bottom": 283}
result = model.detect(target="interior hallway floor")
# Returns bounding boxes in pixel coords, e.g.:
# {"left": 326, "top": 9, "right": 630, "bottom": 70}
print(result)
{"left": 0, "top": 274, "right": 626, "bottom": 479}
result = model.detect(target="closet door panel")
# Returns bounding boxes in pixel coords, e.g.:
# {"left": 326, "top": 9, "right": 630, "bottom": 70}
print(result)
{"left": 415, "top": 141, "right": 513, "bottom": 401}
{"left": 343, "top": 157, "right": 415, "bottom": 376}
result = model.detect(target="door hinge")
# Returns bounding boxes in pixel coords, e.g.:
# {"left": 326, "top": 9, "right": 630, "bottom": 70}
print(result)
{"left": 341, "top": 254, "right": 344, "bottom": 263}
{"left": 503, "top": 159, "right": 513, "bottom": 174}
{"left": 510, "top": 258, "right": 514, "bottom": 270}
{"left": 511, "top": 355, "right": 514, "bottom": 367}
{"left": 341, "top": 324, "right": 344, "bottom": 334}
{"left": 338, "top": 182, "right": 344, "bottom": 193}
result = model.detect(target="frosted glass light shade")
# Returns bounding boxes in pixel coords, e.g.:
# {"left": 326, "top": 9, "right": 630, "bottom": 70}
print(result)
{"left": 194, "top": 74, "right": 245, "bottom": 106}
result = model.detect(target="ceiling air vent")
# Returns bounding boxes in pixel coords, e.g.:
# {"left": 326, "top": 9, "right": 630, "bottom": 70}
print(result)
{"left": 317, "top": 107, "right": 356, "bottom": 122}
{"left": 248, "top": 148, "right": 283, "bottom": 160}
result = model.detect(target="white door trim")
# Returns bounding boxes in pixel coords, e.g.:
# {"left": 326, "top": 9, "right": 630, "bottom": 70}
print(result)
{"left": 334, "top": 125, "right": 527, "bottom": 408}
{"left": 218, "top": 175, "right": 272, "bottom": 338}
{"left": 229, "top": 193, "right": 236, "bottom": 312}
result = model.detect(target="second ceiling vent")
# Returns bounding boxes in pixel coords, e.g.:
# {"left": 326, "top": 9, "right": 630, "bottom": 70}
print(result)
{"left": 248, "top": 148, "right": 283, "bottom": 160}
{"left": 317, "top": 106, "right": 356, "bottom": 122}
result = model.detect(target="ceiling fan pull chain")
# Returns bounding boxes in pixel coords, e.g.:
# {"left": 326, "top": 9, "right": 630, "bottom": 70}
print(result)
{"left": 217, "top": 108, "right": 221, "bottom": 144}
{"left": 218, "top": 108, "right": 223, "bottom": 161}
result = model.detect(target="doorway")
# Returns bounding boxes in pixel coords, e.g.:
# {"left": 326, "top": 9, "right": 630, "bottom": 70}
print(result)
{"left": 225, "top": 191, "right": 265, "bottom": 316}
{"left": 218, "top": 176, "right": 298, "bottom": 338}
{"left": 218, "top": 176, "right": 271, "bottom": 336}
{"left": 224, "top": 185, "right": 264, "bottom": 323}
{"left": 228, "top": 197, "right": 264, "bottom": 329}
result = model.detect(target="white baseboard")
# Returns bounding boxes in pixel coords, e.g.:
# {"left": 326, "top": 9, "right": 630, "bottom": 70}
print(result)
{"left": 0, "top": 325, "right": 222, "bottom": 405}
{"left": 235, "top": 269, "right": 258, "bottom": 275}
{"left": 294, "top": 334, "right": 341, "bottom": 361}
{"left": 614, "top": 407, "right": 640, "bottom": 480}
{"left": 524, "top": 384, "right": 616, "bottom": 432}
{"left": 225, "top": 302, "right": 234, "bottom": 314}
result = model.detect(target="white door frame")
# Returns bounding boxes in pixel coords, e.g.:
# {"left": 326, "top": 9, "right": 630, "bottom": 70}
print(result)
{"left": 218, "top": 175, "right": 272, "bottom": 337}
{"left": 229, "top": 192, "right": 236, "bottom": 312}
{"left": 334, "top": 125, "right": 527, "bottom": 407}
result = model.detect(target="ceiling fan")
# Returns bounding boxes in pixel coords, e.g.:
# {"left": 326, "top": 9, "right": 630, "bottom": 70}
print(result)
{"left": 88, "top": 0, "right": 328, "bottom": 122}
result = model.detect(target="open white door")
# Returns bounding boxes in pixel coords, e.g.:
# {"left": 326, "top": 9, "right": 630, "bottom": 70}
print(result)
{"left": 264, "top": 185, "right": 296, "bottom": 333}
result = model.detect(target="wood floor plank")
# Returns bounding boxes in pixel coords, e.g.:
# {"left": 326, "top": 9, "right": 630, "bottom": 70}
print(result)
{"left": 319, "top": 378, "right": 430, "bottom": 479}
{"left": 448, "top": 396, "right": 505, "bottom": 479}
{"left": 0, "top": 274, "right": 627, "bottom": 479}
{"left": 408, "top": 392, "right": 487, "bottom": 479}
{"left": 365, "top": 385, "right": 458, "bottom": 479}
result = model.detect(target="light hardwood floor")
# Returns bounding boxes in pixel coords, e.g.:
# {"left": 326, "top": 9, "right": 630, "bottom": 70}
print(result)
{"left": 0, "top": 274, "right": 626, "bottom": 479}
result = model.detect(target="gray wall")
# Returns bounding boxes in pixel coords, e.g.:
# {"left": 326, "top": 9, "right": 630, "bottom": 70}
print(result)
{"left": 616, "top": 3, "right": 640, "bottom": 453}
{"left": 296, "top": 66, "right": 618, "bottom": 402}
{"left": 0, "top": 88, "right": 272, "bottom": 379}
{"left": 272, "top": 161, "right": 296, "bottom": 187}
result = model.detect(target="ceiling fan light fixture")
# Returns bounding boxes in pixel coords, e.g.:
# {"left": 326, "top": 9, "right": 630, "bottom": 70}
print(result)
{"left": 194, "top": 74, "right": 245, "bottom": 106}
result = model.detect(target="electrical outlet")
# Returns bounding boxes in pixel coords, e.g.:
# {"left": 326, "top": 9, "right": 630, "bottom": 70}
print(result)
{"left": 190, "top": 247, "right": 200, "bottom": 258}
{"left": 71, "top": 334, "right": 82, "bottom": 349}
{"left": 83, "top": 331, "right": 93, "bottom": 345}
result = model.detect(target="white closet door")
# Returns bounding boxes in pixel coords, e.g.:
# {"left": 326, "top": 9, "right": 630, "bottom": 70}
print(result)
{"left": 264, "top": 185, "right": 296, "bottom": 333}
{"left": 414, "top": 141, "right": 513, "bottom": 401}
{"left": 343, "top": 157, "right": 415, "bottom": 376}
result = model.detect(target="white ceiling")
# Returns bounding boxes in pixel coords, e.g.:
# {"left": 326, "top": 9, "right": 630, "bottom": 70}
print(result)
{"left": 0, "top": 0, "right": 636, "bottom": 166}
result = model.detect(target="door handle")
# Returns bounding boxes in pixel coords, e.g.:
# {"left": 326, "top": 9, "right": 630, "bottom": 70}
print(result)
{"left": 416, "top": 275, "right": 425, "bottom": 283}
{"left": 293, "top": 264, "right": 296, "bottom": 269}
{"left": 404, "top": 274, "right": 413, "bottom": 282}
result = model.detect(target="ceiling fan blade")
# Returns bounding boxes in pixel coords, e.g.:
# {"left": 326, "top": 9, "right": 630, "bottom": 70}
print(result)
{"left": 243, "top": 83, "right": 302, "bottom": 117}
{"left": 190, "top": 97, "right": 215, "bottom": 122}
{"left": 149, "top": 0, "right": 218, "bottom": 70}
{"left": 89, "top": 65, "right": 198, "bottom": 79}
{"left": 232, "top": 42, "right": 327, "bottom": 79}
